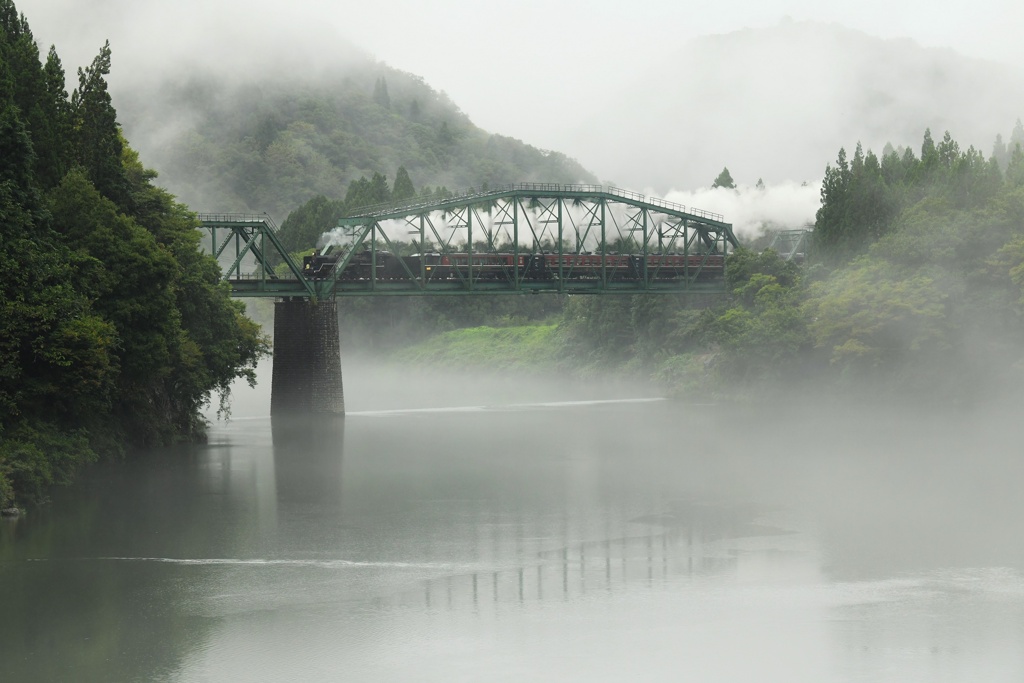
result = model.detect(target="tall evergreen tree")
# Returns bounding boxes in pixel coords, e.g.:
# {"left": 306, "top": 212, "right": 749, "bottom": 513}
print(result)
{"left": 1007, "top": 143, "right": 1024, "bottom": 188}
{"left": 814, "top": 147, "right": 852, "bottom": 258}
{"left": 277, "top": 194, "right": 346, "bottom": 254}
{"left": 35, "top": 45, "right": 72, "bottom": 188}
{"left": 0, "top": 2, "right": 45, "bottom": 125}
{"left": 71, "top": 41, "right": 129, "bottom": 208}
{"left": 992, "top": 133, "right": 1009, "bottom": 171}
{"left": 1011, "top": 118, "right": 1024, "bottom": 151}
{"left": 392, "top": 166, "right": 415, "bottom": 201}
{"left": 711, "top": 166, "right": 736, "bottom": 189}
{"left": 343, "top": 171, "right": 391, "bottom": 212}
{"left": 0, "top": 90, "right": 36, "bottom": 211}
{"left": 920, "top": 128, "right": 939, "bottom": 180}
{"left": 373, "top": 76, "right": 391, "bottom": 110}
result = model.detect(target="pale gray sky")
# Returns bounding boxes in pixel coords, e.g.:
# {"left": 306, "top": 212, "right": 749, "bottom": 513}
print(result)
{"left": 14, "top": 0, "right": 1024, "bottom": 197}
{"left": 18, "top": 0, "right": 1024, "bottom": 136}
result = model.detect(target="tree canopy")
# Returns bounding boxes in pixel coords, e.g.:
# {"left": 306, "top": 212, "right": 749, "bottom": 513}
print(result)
{"left": 116, "top": 64, "right": 597, "bottom": 220}
{"left": 557, "top": 126, "right": 1024, "bottom": 404}
{"left": 0, "top": 1, "right": 268, "bottom": 508}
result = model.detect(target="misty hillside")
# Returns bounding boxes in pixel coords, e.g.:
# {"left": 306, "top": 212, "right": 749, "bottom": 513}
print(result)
{"left": 115, "top": 62, "right": 596, "bottom": 220}
{"left": 565, "top": 20, "right": 1024, "bottom": 192}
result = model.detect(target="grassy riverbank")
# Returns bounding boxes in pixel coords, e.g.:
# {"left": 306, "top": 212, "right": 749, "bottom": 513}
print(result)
{"left": 392, "top": 323, "right": 562, "bottom": 370}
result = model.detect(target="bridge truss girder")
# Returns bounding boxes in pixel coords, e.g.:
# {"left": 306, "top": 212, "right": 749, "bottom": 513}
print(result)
{"left": 198, "top": 213, "right": 320, "bottom": 298}
{"left": 767, "top": 228, "right": 812, "bottom": 262}
{"left": 199, "top": 185, "right": 740, "bottom": 299}
{"left": 327, "top": 185, "right": 739, "bottom": 297}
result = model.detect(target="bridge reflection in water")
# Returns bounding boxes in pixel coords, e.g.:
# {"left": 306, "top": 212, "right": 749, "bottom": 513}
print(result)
{"left": 380, "top": 505, "right": 792, "bottom": 612}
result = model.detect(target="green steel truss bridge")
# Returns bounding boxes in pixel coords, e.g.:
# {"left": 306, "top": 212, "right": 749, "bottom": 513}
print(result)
{"left": 199, "top": 184, "right": 739, "bottom": 299}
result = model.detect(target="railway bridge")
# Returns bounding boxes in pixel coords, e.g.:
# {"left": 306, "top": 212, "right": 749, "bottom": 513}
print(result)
{"left": 199, "top": 184, "right": 739, "bottom": 416}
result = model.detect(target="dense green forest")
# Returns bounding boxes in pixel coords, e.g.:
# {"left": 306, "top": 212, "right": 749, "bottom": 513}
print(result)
{"left": 0, "top": 1, "right": 267, "bottom": 509}
{"left": 525, "top": 125, "right": 1024, "bottom": 402}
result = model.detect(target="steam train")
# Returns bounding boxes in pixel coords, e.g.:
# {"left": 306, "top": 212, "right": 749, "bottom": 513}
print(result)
{"left": 302, "top": 250, "right": 724, "bottom": 283}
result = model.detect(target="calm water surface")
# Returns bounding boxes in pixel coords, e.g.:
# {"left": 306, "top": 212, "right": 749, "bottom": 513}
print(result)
{"left": 2, "top": 364, "right": 1024, "bottom": 682}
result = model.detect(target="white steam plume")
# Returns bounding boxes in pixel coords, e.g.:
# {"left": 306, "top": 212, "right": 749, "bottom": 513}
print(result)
{"left": 662, "top": 181, "right": 821, "bottom": 241}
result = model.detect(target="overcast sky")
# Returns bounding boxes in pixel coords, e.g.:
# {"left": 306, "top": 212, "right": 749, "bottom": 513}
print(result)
{"left": 17, "top": 0, "right": 1024, "bottom": 149}
{"left": 13, "top": 0, "right": 1024, "bottom": 220}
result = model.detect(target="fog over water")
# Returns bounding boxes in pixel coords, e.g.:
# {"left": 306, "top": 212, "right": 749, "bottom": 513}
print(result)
{"left": 3, "top": 363, "right": 1024, "bottom": 681}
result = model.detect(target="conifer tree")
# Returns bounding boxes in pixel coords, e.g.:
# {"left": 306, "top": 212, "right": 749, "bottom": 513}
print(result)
{"left": 711, "top": 167, "right": 736, "bottom": 189}
{"left": 1011, "top": 118, "right": 1024, "bottom": 150}
{"left": 392, "top": 166, "right": 415, "bottom": 201}
{"left": 35, "top": 45, "right": 72, "bottom": 188}
{"left": 343, "top": 172, "right": 391, "bottom": 211}
{"left": 373, "top": 76, "right": 390, "bottom": 109}
{"left": 992, "top": 133, "right": 1009, "bottom": 171}
{"left": 814, "top": 148, "right": 851, "bottom": 258}
{"left": 920, "top": 128, "right": 939, "bottom": 179}
{"left": 1007, "top": 143, "right": 1024, "bottom": 188}
{"left": 71, "top": 41, "right": 129, "bottom": 208}
{"left": 438, "top": 121, "right": 455, "bottom": 145}
{"left": 936, "top": 131, "right": 960, "bottom": 172}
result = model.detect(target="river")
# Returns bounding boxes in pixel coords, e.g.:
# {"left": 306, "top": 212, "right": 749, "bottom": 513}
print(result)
{"left": 2, "top": 361, "right": 1024, "bottom": 682}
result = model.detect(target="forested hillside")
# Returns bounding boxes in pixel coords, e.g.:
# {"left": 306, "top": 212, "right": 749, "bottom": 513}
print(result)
{"left": 0, "top": 1, "right": 267, "bottom": 508}
{"left": 551, "top": 126, "right": 1024, "bottom": 403}
{"left": 116, "top": 65, "right": 596, "bottom": 221}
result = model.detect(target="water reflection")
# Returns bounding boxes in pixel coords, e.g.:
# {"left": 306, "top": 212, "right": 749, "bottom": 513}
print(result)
{"left": 386, "top": 503, "right": 792, "bottom": 612}
{"left": 271, "top": 415, "right": 345, "bottom": 506}
{"left": 3, "top": 390, "right": 1024, "bottom": 682}
{"left": 0, "top": 445, "right": 223, "bottom": 683}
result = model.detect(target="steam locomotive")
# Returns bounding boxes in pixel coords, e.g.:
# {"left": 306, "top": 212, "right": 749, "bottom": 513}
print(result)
{"left": 303, "top": 250, "right": 724, "bottom": 283}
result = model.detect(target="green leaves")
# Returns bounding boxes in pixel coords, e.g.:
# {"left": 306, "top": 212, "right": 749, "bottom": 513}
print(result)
{"left": 72, "top": 41, "right": 129, "bottom": 207}
{"left": 814, "top": 128, "right": 1020, "bottom": 264}
{"left": 0, "top": 5, "right": 269, "bottom": 505}
{"left": 803, "top": 259, "right": 948, "bottom": 371}
{"left": 702, "top": 251, "right": 809, "bottom": 383}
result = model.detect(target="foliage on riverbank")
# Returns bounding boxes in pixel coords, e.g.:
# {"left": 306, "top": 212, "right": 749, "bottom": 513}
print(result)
{"left": 0, "top": 2, "right": 268, "bottom": 508}
{"left": 392, "top": 127, "right": 1024, "bottom": 405}
{"left": 558, "top": 128, "right": 1024, "bottom": 402}
{"left": 393, "top": 323, "right": 562, "bottom": 370}
{"left": 334, "top": 124, "right": 1024, "bottom": 408}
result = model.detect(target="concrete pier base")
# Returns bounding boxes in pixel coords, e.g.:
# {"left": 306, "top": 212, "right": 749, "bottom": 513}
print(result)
{"left": 271, "top": 299, "right": 344, "bottom": 415}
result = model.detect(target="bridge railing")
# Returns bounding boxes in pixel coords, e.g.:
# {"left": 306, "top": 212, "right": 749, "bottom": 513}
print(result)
{"left": 197, "top": 212, "right": 280, "bottom": 230}
{"left": 348, "top": 184, "right": 725, "bottom": 223}
{"left": 225, "top": 271, "right": 300, "bottom": 281}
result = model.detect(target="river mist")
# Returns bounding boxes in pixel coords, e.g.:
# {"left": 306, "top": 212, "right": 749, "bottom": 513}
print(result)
{"left": 2, "top": 361, "right": 1023, "bottom": 682}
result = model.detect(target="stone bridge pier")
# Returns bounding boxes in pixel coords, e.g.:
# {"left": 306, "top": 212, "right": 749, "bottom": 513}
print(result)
{"left": 271, "top": 299, "right": 345, "bottom": 415}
